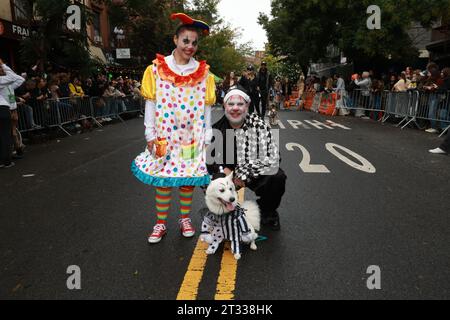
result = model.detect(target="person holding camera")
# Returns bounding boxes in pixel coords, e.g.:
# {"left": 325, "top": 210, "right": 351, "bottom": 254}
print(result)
{"left": 0, "top": 59, "right": 25, "bottom": 168}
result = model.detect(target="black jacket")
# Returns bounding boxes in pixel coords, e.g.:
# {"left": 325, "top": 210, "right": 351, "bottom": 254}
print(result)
{"left": 207, "top": 113, "right": 281, "bottom": 185}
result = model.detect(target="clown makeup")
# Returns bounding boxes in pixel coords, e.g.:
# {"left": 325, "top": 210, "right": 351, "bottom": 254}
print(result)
{"left": 174, "top": 30, "right": 200, "bottom": 64}
{"left": 224, "top": 95, "right": 249, "bottom": 128}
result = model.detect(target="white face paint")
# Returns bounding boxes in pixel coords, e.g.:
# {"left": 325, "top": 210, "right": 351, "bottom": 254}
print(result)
{"left": 224, "top": 95, "right": 249, "bottom": 128}
{"left": 174, "top": 30, "right": 199, "bottom": 62}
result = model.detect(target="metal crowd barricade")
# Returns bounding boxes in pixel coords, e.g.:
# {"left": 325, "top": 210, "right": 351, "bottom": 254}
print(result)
{"left": 120, "top": 94, "right": 145, "bottom": 115}
{"left": 382, "top": 91, "right": 414, "bottom": 125}
{"left": 17, "top": 96, "right": 102, "bottom": 136}
{"left": 345, "top": 89, "right": 387, "bottom": 117}
{"left": 413, "top": 91, "right": 450, "bottom": 137}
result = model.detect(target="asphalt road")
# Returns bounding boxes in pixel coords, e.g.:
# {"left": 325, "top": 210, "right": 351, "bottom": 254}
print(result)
{"left": 0, "top": 109, "right": 449, "bottom": 300}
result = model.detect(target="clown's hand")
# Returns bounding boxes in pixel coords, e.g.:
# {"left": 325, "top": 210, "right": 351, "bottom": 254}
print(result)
{"left": 200, "top": 233, "right": 214, "bottom": 244}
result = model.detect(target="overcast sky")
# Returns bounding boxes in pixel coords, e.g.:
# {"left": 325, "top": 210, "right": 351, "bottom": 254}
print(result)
{"left": 217, "top": 0, "right": 272, "bottom": 51}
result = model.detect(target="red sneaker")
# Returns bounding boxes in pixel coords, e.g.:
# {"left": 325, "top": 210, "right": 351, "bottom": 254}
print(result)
{"left": 148, "top": 224, "right": 167, "bottom": 244}
{"left": 180, "top": 218, "right": 195, "bottom": 238}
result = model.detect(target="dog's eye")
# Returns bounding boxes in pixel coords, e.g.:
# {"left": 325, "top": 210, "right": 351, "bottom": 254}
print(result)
{"left": 219, "top": 189, "right": 225, "bottom": 193}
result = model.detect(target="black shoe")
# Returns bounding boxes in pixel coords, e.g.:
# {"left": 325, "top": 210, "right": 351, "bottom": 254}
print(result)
{"left": 268, "top": 216, "right": 281, "bottom": 231}
{"left": 261, "top": 212, "right": 281, "bottom": 231}
{"left": 2, "top": 162, "right": 15, "bottom": 169}
{"left": 13, "top": 152, "right": 24, "bottom": 160}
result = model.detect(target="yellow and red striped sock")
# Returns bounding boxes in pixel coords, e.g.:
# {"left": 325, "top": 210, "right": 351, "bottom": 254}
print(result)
{"left": 156, "top": 187, "right": 172, "bottom": 224}
{"left": 179, "top": 186, "right": 195, "bottom": 220}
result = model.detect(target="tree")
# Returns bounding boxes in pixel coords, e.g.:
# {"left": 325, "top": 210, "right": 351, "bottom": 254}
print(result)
{"left": 20, "top": 0, "right": 97, "bottom": 76}
{"left": 259, "top": 0, "right": 450, "bottom": 72}
{"left": 107, "top": 0, "right": 180, "bottom": 66}
{"left": 185, "top": 0, "right": 252, "bottom": 77}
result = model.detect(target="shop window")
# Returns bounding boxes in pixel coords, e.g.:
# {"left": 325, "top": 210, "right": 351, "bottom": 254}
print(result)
{"left": 11, "top": 0, "right": 31, "bottom": 23}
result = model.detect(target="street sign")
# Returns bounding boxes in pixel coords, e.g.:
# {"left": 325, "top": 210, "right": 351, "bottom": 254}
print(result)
{"left": 0, "top": 19, "right": 30, "bottom": 40}
{"left": 116, "top": 48, "right": 131, "bottom": 59}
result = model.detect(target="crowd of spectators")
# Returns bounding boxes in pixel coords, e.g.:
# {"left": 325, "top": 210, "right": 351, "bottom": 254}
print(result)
{"left": 300, "top": 62, "right": 450, "bottom": 134}
{"left": 13, "top": 71, "right": 143, "bottom": 131}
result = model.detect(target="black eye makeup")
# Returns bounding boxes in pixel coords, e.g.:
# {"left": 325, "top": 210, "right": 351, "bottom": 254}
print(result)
{"left": 182, "top": 37, "right": 199, "bottom": 47}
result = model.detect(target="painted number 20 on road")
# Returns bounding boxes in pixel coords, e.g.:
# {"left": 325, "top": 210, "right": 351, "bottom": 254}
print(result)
{"left": 286, "top": 143, "right": 376, "bottom": 174}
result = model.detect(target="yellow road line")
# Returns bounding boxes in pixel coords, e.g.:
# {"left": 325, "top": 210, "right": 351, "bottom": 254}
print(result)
{"left": 177, "top": 188, "right": 246, "bottom": 300}
{"left": 215, "top": 242, "right": 238, "bottom": 300}
{"left": 176, "top": 239, "right": 209, "bottom": 300}
{"left": 214, "top": 188, "right": 245, "bottom": 300}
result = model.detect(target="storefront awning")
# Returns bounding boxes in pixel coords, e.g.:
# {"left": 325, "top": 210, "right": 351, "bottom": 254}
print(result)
{"left": 89, "top": 43, "right": 107, "bottom": 64}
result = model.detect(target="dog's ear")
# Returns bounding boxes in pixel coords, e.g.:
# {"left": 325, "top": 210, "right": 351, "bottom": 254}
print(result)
{"left": 227, "top": 171, "right": 234, "bottom": 180}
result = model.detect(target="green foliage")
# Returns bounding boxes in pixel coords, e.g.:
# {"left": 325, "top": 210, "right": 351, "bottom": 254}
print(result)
{"left": 259, "top": 0, "right": 450, "bottom": 70}
{"left": 20, "top": 0, "right": 95, "bottom": 75}
{"left": 186, "top": 0, "right": 252, "bottom": 76}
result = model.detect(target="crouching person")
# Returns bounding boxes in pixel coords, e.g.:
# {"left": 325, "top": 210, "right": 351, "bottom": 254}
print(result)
{"left": 207, "top": 86, "right": 287, "bottom": 231}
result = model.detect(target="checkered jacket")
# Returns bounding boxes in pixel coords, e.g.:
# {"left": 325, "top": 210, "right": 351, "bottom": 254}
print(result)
{"left": 208, "top": 113, "right": 280, "bottom": 185}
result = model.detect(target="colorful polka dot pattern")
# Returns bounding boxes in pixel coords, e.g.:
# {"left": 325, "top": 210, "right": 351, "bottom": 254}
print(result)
{"left": 134, "top": 66, "right": 209, "bottom": 181}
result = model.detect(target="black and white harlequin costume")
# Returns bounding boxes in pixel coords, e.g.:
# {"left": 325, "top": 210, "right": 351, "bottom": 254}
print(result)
{"left": 208, "top": 113, "right": 287, "bottom": 218}
{"left": 201, "top": 206, "right": 255, "bottom": 255}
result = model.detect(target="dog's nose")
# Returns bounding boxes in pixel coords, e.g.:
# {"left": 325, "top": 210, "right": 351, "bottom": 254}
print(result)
{"left": 230, "top": 197, "right": 235, "bottom": 203}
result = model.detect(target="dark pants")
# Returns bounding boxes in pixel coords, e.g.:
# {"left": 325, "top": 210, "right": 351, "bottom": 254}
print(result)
{"left": 0, "top": 106, "right": 13, "bottom": 165}
{"left": 249, "top": 93, "right": 260, "bottom": 115}
{"left": 441, "top": 133, "right": 450, "bottom": 153}
{"left": 258, "top": 91, "right": 269, "bottom": 119}
{"left": 247, "top": 168, "right": 287, "bottom": 217}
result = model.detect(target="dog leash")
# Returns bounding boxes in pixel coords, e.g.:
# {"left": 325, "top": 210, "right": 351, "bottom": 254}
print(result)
{"left": 256, "top": 235, "right": 268, "bottom": 242}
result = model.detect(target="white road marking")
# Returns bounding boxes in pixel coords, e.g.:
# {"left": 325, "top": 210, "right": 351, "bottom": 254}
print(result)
{"left": 286, "top": 143, "right": 331, "bottom": 173}
{"left": 325, "top": 143, "right": 376, "bottom": 173}
{"left": 287, "top": 120, "right": 311, "bottom": 130}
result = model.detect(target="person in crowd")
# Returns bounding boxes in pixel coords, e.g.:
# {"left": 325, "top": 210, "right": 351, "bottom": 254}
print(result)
{"left": 69, "top": 76, "right": 85, "bottom": 98}
{"left": 207, "top": 86, "right": 286, "bottom": 231}
{"left": 58, "top": 73, "right": 71, "bottom": 98}
{"left": 48, "top": 78, "right": 74, "bottom": 122}
{"left": 131, "top": 13, "right": 216, "bottom": 244}
{"left": 273, "top": 77, "right": 284, "bottom": 110}
{"left": 393, "top": 72, "right": 410, "bottom": 92}
{"left": 283, "top": 77, "right": 291, "bottom": 103}
{"left": 223, "top": 71, "right": 238, "bottom": 93}
{"left": 257, "top": 62, "right": 273, "bottom": 119}
{"left": 82, "top": 78, "right": 94, "bottom": 97}
{"left": 433, "top": 67, "right": 450, "bottom": 132}
{"left": 355, "top": 72, "right": 372, "bottom": 119}
{"left": 371, "top": 79, "right": 385, "bottom": 121}
{"left": 324, "top": 77, "right": 334, "bottom": 94}
{"left": 429, "top": 132, "right": 449, "bottom": 155}
{"left": 424, "top": 62, "right": 444, "bottom": 134}
{"left": 334, "top": 73, "right": 349, "bottom": 116}
{"left": 0, "top": 59, "right": 25, "bottom": 168}
{"left": 388, "top": 74, "right": 398, "bottom": 91}
{"left": 30, "top": 77, "right": 52, "bottom": 126}
{"left": 111, "top": 80, "right": 128, "bottom": 113}
{"left": 239, "top": 65, "right": 259, "bottom": 114}
{"left": 408, "top": 71, "right": 421, "bottom": 90}
{"left": 295, "top": 76, "right": 306, "bottom": 110}
{"left": 405, "top": 67, "right": 413, "bottom": 81}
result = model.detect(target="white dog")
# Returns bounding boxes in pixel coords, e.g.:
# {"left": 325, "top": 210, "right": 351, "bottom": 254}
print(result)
{"left": 201, "top": 173, "right": 261, "bottom": 260}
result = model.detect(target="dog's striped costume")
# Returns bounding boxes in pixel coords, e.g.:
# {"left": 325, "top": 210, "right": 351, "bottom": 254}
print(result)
{"left": 201, "top": 205, "right": 252, "bottom": 255}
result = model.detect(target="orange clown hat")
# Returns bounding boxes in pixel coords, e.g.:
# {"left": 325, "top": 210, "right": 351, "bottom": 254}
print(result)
{"left": 171, "top": 13, "right": 210, "bottom": 36}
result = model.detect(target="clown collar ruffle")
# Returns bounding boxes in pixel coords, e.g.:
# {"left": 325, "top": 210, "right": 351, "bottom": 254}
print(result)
{"left": 154, "top": 54, "right": 209, "bottom": 87}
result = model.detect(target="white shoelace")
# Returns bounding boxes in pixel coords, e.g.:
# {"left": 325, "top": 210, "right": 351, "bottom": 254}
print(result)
{"left": 180, "top": 218, "right": 193, "bottom": 230}
{"left": 152, "top": 224, "right": 166, "bottom": 235}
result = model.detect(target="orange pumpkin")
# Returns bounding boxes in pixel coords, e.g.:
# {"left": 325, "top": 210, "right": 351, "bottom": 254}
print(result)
{"left": 155, "top": 138, "right": 168, "bottom": 158}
